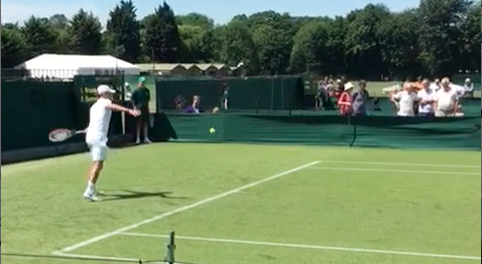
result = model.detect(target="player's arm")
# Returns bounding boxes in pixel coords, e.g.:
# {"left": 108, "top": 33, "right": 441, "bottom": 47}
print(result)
{"left": 106, "top": 102, "right": 140, "bottom": 116}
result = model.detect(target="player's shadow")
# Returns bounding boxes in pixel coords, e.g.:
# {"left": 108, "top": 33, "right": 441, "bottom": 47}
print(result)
{"left": 98, "top": 189, "right": 188, "bottom": 202}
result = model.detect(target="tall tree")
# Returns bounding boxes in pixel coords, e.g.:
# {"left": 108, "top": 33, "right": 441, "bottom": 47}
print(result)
{"left": 417, "top": 0, "right": 472, "bottom": 75}
{"left": 1, "top": 25, "right": 28, "bottom": 67}
{"left": 145, "top": 1, "right": 182, "bottom": 62}
{"left": 106, "top": 0, "right": 141, "bottom": 62}
{"left": 219, "top": 20, "right": 259, "bottom": 73}
{"left": 68, "top": 9, "right": 103, "bottom": 55}
{"left": 289, "top": 21, "right": 330, "bottom": 74}
{"left": 176, "top": 13, "right": 214, "bottom": 30}
{"left": 344, "top": 4, "right": 391, "bottom": 78}
{"left": 21, "top": 16, "right": 59, "bottom": 57}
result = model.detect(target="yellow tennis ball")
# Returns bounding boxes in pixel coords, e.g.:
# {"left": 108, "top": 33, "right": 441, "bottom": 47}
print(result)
{"left": 209, "top": 127, "right": 216, "bottom": 134}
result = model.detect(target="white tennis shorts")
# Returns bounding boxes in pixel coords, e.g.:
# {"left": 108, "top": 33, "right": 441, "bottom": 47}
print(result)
{"left": 86, "top": 138, "right": 108, "bottom": 162}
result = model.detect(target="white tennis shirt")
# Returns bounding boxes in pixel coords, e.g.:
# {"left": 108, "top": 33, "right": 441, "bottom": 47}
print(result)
{"left": 86, "top": 98, "right": 112, "bottom": 144}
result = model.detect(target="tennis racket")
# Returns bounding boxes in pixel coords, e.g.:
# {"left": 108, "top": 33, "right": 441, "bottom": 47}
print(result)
{"left": 48, "top": 128, "right": 83, "bottom": 142}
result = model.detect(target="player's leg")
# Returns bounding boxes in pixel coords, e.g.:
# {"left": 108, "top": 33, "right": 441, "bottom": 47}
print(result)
{"left": 83, "top": 145, "right": 107, "bottom": 202}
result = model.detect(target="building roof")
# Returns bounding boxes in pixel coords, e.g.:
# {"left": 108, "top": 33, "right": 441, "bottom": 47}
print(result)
{"left": 16, "top": 53, "right": 140, "bottom": 79}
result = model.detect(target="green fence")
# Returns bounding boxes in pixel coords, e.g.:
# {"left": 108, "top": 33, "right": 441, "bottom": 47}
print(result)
{"left": 2, "top": 80, "right": 123, "bottom": 152}
{"left": 150, "top": 113, "right": 480, "bottom": 150}
{"left": 155, "top": 76, "right": 304, "bottom": 111}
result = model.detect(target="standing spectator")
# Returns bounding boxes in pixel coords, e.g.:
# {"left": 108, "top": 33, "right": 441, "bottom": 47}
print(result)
{"left": 337, "top": 82, "right": 354, "bottom": 116}
{"left": 220, "top": 83, "right": 229, "bottom": 110}
{"left": 351, "top": 80, "right": 370, "bottom": 116}
{"left": 417, "top": 78, "right": 435, "bottom": 117}
{"left": 391, "top": 83, "right": 419, "bottom": 117}
{"left": 433, "top": 77, "right": 458, "bottom": 117}
{"left": 315, "top": 79, "right": 326, "bottom": 110}
{"left": 131, "top": 76, "right": 152, "bottom": 144}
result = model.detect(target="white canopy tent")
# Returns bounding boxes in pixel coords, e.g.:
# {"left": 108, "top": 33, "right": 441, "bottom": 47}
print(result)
{"left": 15, "top": 54, "right": 140, "bottom": 79}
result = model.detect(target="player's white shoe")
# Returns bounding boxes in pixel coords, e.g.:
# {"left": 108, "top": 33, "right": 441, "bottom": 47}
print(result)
{"left": 83, "top": 191, "right": 102, "bottom": 202}
{"left": 144, "top": 138, "right": 152, "bottom": 144}
{"left": 135, "top": 138, "right": 141, "bottom": 144}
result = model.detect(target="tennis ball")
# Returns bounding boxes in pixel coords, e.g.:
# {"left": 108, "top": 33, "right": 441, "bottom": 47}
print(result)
{"left": 209, "top": 127, "right": 216, "bottom": 134}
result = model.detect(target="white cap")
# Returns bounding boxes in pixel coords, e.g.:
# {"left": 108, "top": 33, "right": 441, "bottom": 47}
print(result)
{"left": 465, "top": 78, "right": 471, "bottom": 83}
{"left": 97, "top": 85, "right": 116, "bottom": 95}
{"left": 344, "top": 82, "right": 354, "bottom": 91}
{"left": 124, "top": 82, "right": 130, "bottom": 87}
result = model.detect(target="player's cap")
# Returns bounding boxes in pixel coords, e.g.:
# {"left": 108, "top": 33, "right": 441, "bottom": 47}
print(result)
{"left": 97, "top": 85, "right": 116, "bottom": 95}
{"left": 344, "top": 82, "right": 354, "bottom": 91}
{"left": 138, "top": 76, "right": 146, "bottom": 83}
{"left": 124, "top": 82, "right": 130, "bottom": 87}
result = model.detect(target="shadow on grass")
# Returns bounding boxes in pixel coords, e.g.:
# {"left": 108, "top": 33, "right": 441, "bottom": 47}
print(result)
{"left": 98, "top": 189, "right": 189, "bottom": 202}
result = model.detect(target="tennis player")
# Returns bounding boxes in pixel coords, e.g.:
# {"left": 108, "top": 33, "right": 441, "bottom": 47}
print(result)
{"left": 83, "top": 85, "right": 140, "bottom": 202}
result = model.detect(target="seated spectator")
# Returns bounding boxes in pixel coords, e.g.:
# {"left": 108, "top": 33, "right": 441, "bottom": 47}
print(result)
{"left": 185, "top": 95, "right": 205, "bottom": 114}
{"left": 337, "top": 82, "right": 353, "bottom": 116}
{"left": 417, "top": 78, "right": 436, "bottom": 117}
{"left": 433, "top": 78, "right": 459, "bottom": 117}
{"left": 463, "top": 78, "right": 474, "bottom": 98}
{"left": 391, "top": 83, "right": 419, "bottom": 117}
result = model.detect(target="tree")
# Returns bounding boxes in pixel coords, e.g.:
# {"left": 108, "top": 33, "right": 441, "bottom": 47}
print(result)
{"left": 21, "top": 16, "right": 59, "bottom": 57}
{"left": 106, "top": 0, "right": 141, "bottom": 62}
{"left": 344, "top": 4, "right": 391, "bottom": 78}
{"left": 218, "top": 20, "right": 259, "bottom": 73}
{"left": 417, "top": 0, "right": 472, "bottom": 75}
{"left": 176, "top": 13, "right": 214, "bottom": 30}
{"left": 377, "top": 10, "right": 421, "bottom": 78}
{"left": 68, "top": 9, "right": 103, "bottom": 55}
{"left": 1, "top": 25, "right": 28, "bottom": 67}
{"left": 289, "top": 21, "right": 330, "bottom": 74}
{"left": 144, "top": 1, "right": 182, "bottom": 62}
{"left": 458, "top": 1, "right": 480, "bottom": 72}
{"left": 49, "top": 14, "right": 69, "bottom": 30}
{"left": 249, "top": 11, "right": 295, "bottom": 74}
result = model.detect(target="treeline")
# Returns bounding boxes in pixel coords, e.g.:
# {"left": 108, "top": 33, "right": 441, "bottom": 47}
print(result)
{"left": 1, "top": 0, "right": 480, "bottom": 78}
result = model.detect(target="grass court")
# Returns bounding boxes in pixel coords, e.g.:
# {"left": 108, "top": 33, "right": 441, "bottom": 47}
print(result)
{"left": 2, "top": 143, "right": 481, "bottom": 264}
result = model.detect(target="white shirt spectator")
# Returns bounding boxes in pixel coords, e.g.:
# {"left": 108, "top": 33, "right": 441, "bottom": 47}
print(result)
{"left": 434, "top": 88, "right": 457, "bottom": 113}
{"left": 429, "top": 83, "right": 440, "bottom": 91}
{"left": 392, "top": 90, "right": 418, "bottom": 117}
{"left": 417, "top": 88, "right": 435, "bottom": 114}
{"left": 449, "top": 84, "right": 465, "bottom": 98}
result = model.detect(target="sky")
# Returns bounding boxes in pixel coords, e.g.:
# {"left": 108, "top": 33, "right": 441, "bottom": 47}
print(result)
{"left": 1, "top": 0, "right": 420, "bottom": 25}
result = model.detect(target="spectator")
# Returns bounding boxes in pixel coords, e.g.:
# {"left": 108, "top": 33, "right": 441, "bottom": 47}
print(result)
{"left": 185, "top": 95, "right": 205, "bottom": 114}
{"left": 220, "top": 83, "right": 229, "bottom": 110}
{"left": 430, "top": 78, "right": 440, "bottom": 91}
{"left": 131, "top": 76, "right": 152, "bottom": 144}
{"left": 351, "top": 80, "right": 370, "bottom": 116}
{"left": 434, "top": 77, "right": 458, "bottom": 117}
{"left": 315, "top": 79, "right": 326, "bottom": 110}
{"left": 337, "top": 82, "right": 353, "bottom": 116}
{"left": 417, "top": 78, "right": 435, "bottom": 117}
{"left": 391, "top": 83, "right": 419, "bottom": 117}
{"left": 463, "top": 78, "right": 474, "bottom": 98}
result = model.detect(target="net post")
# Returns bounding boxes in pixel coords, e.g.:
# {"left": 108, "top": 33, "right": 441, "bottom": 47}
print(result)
{"left": 164, "top": 231, "right": 176, "bottom": 264}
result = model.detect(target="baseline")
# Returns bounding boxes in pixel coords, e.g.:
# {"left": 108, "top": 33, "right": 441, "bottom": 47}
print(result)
{"left": 315, "top": 160, "right": 479, "bottom": 169}
{"left": 119, "top": 232, "right": 481, "bottom": 261}
{"left": 308, "top": 166, "right": 479, "bottom": 176}
{"left": 53, "top": 161, "right": 320, "bottom": 254}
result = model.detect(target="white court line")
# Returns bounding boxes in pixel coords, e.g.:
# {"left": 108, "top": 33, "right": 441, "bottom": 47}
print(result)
{"left": 51, "top": 251, "right": 156, "bottom": 263}
{"left": 54, "top": 161, "right": 320, "bottom": 254}
{"left": 308, "top": 166, "right": 479, "bottom": 176}
{"left": 315, "top": 160, "right": 479, "bottom": 169}
{"left": 119, "top": 232, "right": 481, "bottom": 261}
